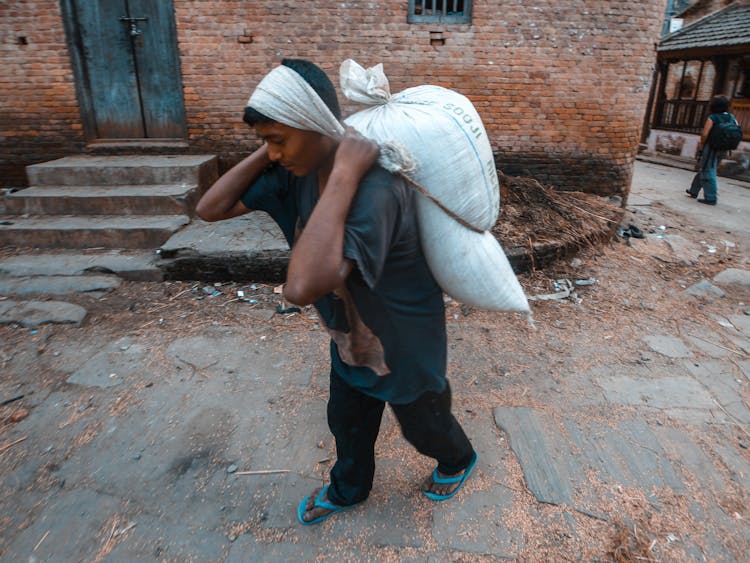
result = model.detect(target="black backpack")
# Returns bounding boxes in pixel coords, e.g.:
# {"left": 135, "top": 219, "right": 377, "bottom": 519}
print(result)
{"left": 708, "top": 113, "right": 743, "bottom": 151}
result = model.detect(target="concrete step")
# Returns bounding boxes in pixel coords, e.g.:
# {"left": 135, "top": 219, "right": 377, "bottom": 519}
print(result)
{"left": 0, "top": 215, "right": 189, "bottom": 249}
{"left": 26, "top": 155, "right": 218, "bottom": 187}
{"left": 3, "top": 184, "right": 198, "bottom": 216}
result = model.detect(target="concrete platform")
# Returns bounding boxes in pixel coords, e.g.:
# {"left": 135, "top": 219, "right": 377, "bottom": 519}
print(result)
{"left": 158, "top": 212, "right": 291, "bottom": 282}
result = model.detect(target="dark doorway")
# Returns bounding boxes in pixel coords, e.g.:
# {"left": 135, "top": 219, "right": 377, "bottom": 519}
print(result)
{"left": 61, "top": 0, "right": 187, "bottom": 142}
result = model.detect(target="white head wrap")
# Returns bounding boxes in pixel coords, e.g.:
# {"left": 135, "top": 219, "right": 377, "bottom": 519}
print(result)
{"left": 247, "top": 64, "right": 414, "bottom": 174}
{"left": 248, "top": 65, "right": 345, "bottom": 140}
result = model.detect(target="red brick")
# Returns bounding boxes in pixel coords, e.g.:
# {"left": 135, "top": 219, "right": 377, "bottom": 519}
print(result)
{"left": 0, "top": 0, "right": 664, "bottom": 197}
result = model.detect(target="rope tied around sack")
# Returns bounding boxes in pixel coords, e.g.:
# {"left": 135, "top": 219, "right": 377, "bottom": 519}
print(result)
{"left": 397, "top": 173, "right": 484, "bottom": 233}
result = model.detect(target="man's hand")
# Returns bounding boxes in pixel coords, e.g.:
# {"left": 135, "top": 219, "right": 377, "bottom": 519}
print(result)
{"left": 331, "top": 127, "right": 380, "bottom": 182}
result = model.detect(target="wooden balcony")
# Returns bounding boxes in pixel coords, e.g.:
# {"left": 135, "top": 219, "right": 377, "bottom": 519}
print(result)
{"left": 655, "top": 98, "right": 750, "bottom": 141}
{"left": 654, "top": 100, "right": 710, "bottom": 134}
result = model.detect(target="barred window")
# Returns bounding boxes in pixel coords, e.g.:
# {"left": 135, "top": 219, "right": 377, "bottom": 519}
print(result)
{"left": 408, "top": 0, "right": 472, "bottom": 24}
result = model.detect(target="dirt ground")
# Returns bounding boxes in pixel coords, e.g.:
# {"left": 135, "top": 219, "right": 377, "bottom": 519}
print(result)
{"left": 1, "top": 185, "right": 750, "bottom": 560}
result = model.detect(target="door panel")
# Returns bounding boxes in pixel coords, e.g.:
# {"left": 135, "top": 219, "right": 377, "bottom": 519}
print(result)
{"left": 64, "top": 0, "right": 186, "bottom": 141}
{"left": 74, "top": 0, "right": 144, "bottom": 138}
{"left": 129, "top": 0, "right": 186, "bottom": 138}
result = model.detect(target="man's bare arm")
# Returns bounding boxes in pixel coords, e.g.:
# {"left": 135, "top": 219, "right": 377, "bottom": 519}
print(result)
{"left": 284, "top": 130, "right": 379, "bottom": 306}
{"left": 196, "top": 145, "right": 271, "bottom": 222}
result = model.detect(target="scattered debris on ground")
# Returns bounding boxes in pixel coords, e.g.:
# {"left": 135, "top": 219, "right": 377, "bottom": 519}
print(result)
{"left": 493, "top": 172, "right": 623, "bottom": 254}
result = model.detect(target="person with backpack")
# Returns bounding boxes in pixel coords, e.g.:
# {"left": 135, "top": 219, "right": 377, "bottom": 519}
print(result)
{"left": 687, "top": 95, "right": 743, "bottom": 205}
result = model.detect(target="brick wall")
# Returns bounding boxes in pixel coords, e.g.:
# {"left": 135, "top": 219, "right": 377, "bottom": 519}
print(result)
{"left": 1, "top": 1, "right": 665, "bottom": 198}
{"left": 0, "top": 1, "right": 83, "bottom": 187}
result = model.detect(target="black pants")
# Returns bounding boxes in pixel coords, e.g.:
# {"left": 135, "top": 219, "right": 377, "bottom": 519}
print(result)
{"left": 325, "top": 368, "right": 475, "bottom": 506}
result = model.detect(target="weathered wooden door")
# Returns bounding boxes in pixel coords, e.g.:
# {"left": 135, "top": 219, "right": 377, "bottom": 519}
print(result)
{"left": 62, "top": 0, "right": 187, "bottom": 141}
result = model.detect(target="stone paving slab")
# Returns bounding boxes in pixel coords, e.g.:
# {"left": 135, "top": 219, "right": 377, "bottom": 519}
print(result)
{"left": 288, "top": 461, "right": 431, "bottom": 550}
{"left": 663, "top": 233, "right": 705, "bottom": 265}
{"left": 165, "top": 331, "right": 314, "bottom": 387}
{"left": 564, "top": 418, "right": 684, "bottom": 494}
{"left": 66, "top": 337, "right": 148, "bottom": 388}
{"left": 597, "top": 374, "right": 715, "bottom": 410}
{"left": 33, "top": 332, "right": 329, "bottom": 550}
{"left": 740, "top": 360, "right": 750, "bottom": 380}
{"left": 0, "top": 251, "right": 162, "bottom": 282}
{"left": 712, "top": 444, "right": 750, "bottom": 491}
{"left": 684, "top": 330, "right": 735, "bottom": 358}
{"left": 494, "top": 408, "right": 686, "bottom": 509}
{"left": 0, "top": 299, "right": 87, "bottom": 327}
{"left": 683, "top": 280, "right": 727, "bottom": 298}
{"left": 714, "top": 268, "right": 750, "bottom": 290}
{"left": 493, "top": 407, "right": 576, "bottom": 505}
{"left": 685, "top": 360, "right": 750, "bottom": 424}
{"left": 688, "top": 502, "right": 743, "bottom": 563}
{"left": 0, "top": 274, "right": 120, "bottom": 296}
{"left": 727, "top": 313, "right": 750, "bottom": 338}
{"left": 642, "top": 334, "right": 693, "bottom": 358}
{"left": 432, "top": 486, "right": 520, "bottom": 556}
{"left": 652, "top": 426, "right": 726, "bottom": 493}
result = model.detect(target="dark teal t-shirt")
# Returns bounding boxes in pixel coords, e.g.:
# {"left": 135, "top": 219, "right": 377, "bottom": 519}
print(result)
{"left": 241, "top": 163, "right": 447, "bottom": 404}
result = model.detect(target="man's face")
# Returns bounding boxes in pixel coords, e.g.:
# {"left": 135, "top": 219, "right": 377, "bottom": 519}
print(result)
{"left": 254, "top": 122, "right": 335, "bottom": 177}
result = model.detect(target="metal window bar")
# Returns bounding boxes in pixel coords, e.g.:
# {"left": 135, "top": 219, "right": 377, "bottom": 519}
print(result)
{"left": 408, "top": 0, "right": 471, "bottom": 23}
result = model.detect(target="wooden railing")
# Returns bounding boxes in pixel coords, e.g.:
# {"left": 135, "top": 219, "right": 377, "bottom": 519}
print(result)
{"left": 655, "top": 98, "right": 750, "bottom": 141}
{"left": 654, "top": 99, "right": 710, "bottom": 134}
{"left": 730, "top": 99, "right": 750, "bottom": 141}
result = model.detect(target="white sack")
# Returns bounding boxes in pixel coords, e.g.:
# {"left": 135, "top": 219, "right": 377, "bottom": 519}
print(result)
{"left": 341, "top": 60, "right": 529, "bottom": 313}
{"left": 341, "top": 60, "right": 499, "bottom": 230}
{"left": 417, "top": 200, "right": 529, "bottom": 312}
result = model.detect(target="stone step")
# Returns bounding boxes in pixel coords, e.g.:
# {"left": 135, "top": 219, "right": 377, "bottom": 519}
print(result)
{"left": 26, "top": 155, "right": 218, "bottom": 187}
{"left": 3, "top": 184, "right": 198, "bottom": 216}
{"left": 0, "top": 275, "right": 122, "bottom": 297}
{"left": 0, "top": 215, "right": 189, "bottom": 249}
{"left": 0, "top": 251, "right": 162, "bottom": 282}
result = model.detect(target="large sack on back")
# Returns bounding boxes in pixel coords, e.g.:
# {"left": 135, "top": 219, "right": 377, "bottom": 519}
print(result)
{"left": 417, "top": 198, "right": 530, "bottom": 312}
{"left": 341, "top": 60, "right": 529, "bottom": 313}
{"left": 341, "top": 60, "right": 499, "bottom": 231}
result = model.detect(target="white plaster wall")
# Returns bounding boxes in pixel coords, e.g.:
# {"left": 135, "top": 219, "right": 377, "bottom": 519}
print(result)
{"left": 647, "top": 129, "right": 749, "bottom": 159}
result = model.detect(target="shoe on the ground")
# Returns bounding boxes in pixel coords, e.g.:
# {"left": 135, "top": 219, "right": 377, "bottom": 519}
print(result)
{"left": 423, "top": 451, "right": 478, "bottom": 501}
{"left": 685, "top": 189, "right": 697, "bottom": 199}
{"left": 628, "top": 224, "right": 645, "bottom": 239}
{"left": 297, "top": 485, "right": 361, "bottom": 525}
{"left": 698, "top": 198, "right": 717, "bottom": 205}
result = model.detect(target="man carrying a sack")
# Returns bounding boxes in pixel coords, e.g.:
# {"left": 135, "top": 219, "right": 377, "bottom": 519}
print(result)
{"left": 196, "top": 59, "right": 477, "bottom": 525}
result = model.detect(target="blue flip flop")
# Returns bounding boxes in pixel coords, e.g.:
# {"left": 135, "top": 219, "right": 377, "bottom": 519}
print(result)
{"left": 297, "top": 485, "right": 360, "bottom": 525}
{"left": 423, "top": 452, "right": 478, "bottom": 501}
